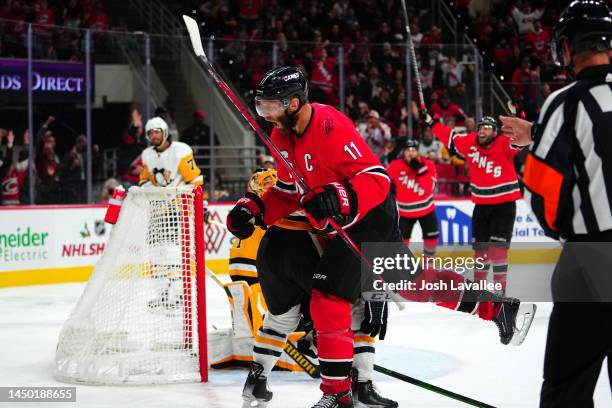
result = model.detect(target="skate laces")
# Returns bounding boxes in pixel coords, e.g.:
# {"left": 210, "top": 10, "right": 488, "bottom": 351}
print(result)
{"left": 249, "top": 362, "right": 265, "bottom": 380}
{"left": 313, "top": 393, "right": 345, "bottom": 408}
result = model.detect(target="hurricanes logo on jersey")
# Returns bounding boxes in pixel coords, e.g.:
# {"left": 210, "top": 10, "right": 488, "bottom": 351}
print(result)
{"left": 467, "top": 147, "right": 502, "bottom": 178}
{"left": 398, "top": 172, "right": 425, "bottom": 195}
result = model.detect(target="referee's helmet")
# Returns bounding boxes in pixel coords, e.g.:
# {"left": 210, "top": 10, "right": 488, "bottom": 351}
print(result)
{"left": 552, "top": 0, "right": 612, "bottom": 67}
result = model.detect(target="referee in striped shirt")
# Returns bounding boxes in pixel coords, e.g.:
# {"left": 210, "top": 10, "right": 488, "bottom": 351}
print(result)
{"left": 501, "top": 1, "right": 612, "bottom": 406}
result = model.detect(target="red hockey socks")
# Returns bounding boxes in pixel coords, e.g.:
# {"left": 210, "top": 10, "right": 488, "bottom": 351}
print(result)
{"left": 489, "top": 244, "right": 508, "bottom": 295}
{"left": 310, "top": 290, "right": 353, "bottom": 395}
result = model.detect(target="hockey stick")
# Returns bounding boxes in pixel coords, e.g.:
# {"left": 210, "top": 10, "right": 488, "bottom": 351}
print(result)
{"left": 205, "top": 265, "right": 320, "bottom": 378}
{"left": 399, "top": 0, "right": 426, "bottom": 111}
{"left": 183, "top": 15, "right": 405, "bottom": 311}
{"left": 373, "top": 365, "right": 495, "bottom": 408}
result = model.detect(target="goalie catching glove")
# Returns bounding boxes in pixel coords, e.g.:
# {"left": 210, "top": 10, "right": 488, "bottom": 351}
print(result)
{"left": 360, "top": 301, "right": 388, "bottom": 340}
{"left": 301, "top": 182, "right": 357, "bottom": 224}
{"left": 227, "top": 192, "right": 266, "bottom": 240}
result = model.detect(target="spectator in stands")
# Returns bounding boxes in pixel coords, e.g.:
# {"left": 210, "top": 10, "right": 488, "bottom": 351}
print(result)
{"left": 430, "top": 92, "right": 466, "bottom": 127}
{"left": 410, "top": 22, "right": 423, "bottom": 49}
{"left": 511, "top": 2, "right": 544, "bottom": 36}
{"left": 98, "top": 177, "right": 119, "bottom": 204}
{"left": 450, "top": 82, "right": 471, "bottom": 115}
{"left": 32, "top": 0, "right": 55, "bottom": 58}
{"left": 369, "top": 87, "right": 393, "bottom": 119}
{"left": 0, "top": 129, "right": 14, "bottom": 184}
{"left": 310, "top": 46, "right": 336, "bottom": 105}
{"left": 259, "top": 155, "right": 275, "bottom": 170}
{"left": 464, "top": 117, "right": 477, "bottom": 133}
{"left": 118, "top": 107, "right": 146, "bottom": 176}
{"left": 525, "top": 19, "right": 550, "bottom": 56}
{"left": 182, "top": 109, "right": 212, "bottom": 147}
{"left": 378, "top": 138, "right": 397, "bottom": 167}
{"left": 418, "top": 127, "right": 445, "bottom": 164}
{"left": 511, "top": 56, "right": 540, "bottom": 117}
{"left": 1, "top": 129, "right": 30, "bottom": 205}
{"left": 35, "top": 135, "right": 62, "bottom": 204}
{"left": 86, "top": 2, "right": 110, "bottom": 48}
{"left": 61, "top": 134, "right": 99, "bottom": 203}
{"left": 355, "top": 100, "right": 370, "bottom": 126}
{"left": 3, "top": 0, "right": 27, "bottom": 58}
{"left": 357, "top": 110, "right": 391, "bottom": 154}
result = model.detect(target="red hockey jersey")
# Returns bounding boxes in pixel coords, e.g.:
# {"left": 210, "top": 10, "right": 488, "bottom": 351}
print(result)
{"left": 431, "top": 122, "right": 522, "bottom": 205}
{"left": 387, "top": 157, "right": 437, "bottom": 218}
{"left": 261, "top": 103, "right": 391, "bottom": 230}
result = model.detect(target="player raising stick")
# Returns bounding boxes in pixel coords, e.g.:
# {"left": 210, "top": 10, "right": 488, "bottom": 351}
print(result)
{"left": 422, "top": 113, "right": 522, "bottom": 316}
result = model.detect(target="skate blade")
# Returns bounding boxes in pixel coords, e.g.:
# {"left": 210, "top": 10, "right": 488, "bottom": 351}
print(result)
{"left": 510, "top": 303, "right": 537, "bottom": 346}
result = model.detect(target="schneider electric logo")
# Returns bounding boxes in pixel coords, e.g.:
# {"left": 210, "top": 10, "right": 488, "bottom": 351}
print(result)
{"left": 0, "top": 227, "right": 49, "bottom": 261}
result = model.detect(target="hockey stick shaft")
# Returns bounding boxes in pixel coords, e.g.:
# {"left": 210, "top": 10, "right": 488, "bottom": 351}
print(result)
{"left": 183, "top": 15, "right": 404, "bottom": 310}
{"left": 373, "top": 364, "right": 495, "bottom": 408}
{"left": 400, "top": 0, "right": 425, "bottom": 111}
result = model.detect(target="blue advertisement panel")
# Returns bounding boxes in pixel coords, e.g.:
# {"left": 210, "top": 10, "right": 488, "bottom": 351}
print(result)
{"left": 0, "top": 58, "right": 90, "bottom": 102}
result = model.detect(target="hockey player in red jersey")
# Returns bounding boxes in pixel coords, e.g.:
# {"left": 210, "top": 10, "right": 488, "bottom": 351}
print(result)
{"left": 228, "top": 66, "right": 535, "bottom": 407}
{"left": 387, "top": 138, "right": 439, "bottom": 300}
{"left": 423, "top": 112, "right": 523, "bottom": 315}
{"left": 228, "top": 66, "right": 394, "bottom": 407}
{"left": 386, "top": 138, "right": 439, "bottom": 256}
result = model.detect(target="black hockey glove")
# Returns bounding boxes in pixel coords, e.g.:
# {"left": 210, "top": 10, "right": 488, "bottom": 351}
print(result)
{"left": 408, "top": 158, "right": 427, "bottom": 174}
{"left": 226, "top": 192, "right": 265, "bottom": 240}
{"left": 361, "top": 301, "right": 388, "bottom": 340}
{"left": 301, "top": 182, "right": 357, "bottom": 222}
{"left": 419, "top": 109, "right": 439, "bottom": 127}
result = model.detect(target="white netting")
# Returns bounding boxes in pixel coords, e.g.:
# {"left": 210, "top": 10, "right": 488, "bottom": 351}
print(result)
{"left": 54, "top": 186, "right": 204, "bottom": 385}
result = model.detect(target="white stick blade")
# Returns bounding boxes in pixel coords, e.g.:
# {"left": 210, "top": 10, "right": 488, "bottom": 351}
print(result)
{"left": 182, "top": 15, "right": 206, "bottom": 58}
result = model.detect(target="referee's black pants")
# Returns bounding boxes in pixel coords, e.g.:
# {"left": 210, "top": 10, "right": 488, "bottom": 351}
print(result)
{"left": 541, "top": 303, "right": 612, "bottom": 408}
{"left": 541, "top": 235, "right": 612, "bottom": 408}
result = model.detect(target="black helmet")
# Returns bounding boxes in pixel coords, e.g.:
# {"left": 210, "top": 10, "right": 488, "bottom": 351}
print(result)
{"left": 256, "top": 66, "right": 309, "bottom": 103}
{"left": 405, "top": 138, "right": 419, "bottom": 149}
{"left": 552, "top": 0, "right": 612, "bottom": 67}
{"left": 477, "top": 116, "right": 498, "bottom": 131}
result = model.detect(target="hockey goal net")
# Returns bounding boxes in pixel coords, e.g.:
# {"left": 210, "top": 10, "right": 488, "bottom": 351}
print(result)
{"left": 54, "top": 186, "right": 207, "bottom": 384}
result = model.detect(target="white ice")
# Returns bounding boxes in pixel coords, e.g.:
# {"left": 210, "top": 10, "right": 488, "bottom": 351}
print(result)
{"left": 1, "top": 271, "right": 611, "bottom": 408}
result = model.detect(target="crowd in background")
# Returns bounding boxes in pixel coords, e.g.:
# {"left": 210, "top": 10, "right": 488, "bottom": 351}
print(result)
{"left": 0, "top": 0, "right": 573, "bottom": 204}
{"left": 453, "top": 0, "right": 612, "bottom": 119}
{"left": 0, "top": 0, "right": 110, "bottom": 61}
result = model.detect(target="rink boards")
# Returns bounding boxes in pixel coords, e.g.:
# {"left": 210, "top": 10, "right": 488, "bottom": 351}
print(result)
{"left": 0, "top": 199, "right": 558, "bottom": 287}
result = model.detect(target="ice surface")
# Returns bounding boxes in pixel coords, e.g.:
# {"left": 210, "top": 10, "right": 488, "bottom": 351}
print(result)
{"left": 1, "top": 269, "right": 610, "bottom": 408}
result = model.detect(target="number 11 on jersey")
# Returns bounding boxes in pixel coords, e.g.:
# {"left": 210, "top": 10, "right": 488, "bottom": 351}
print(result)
{"left": 344, "top": 141, "right": 362, "bottom": 160}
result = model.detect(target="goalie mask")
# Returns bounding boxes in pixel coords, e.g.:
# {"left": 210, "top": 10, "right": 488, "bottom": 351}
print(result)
{"left": 247, "top": 168, "right": 278, "bottom": 197}
{"left": 145, "top": 116, "right": 169, "bottom": 145}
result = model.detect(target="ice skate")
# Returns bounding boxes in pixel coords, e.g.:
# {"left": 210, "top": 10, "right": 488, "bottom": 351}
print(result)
{"left": 311, "top": 389, "right": 353, "bottom": 408}
{"left": 493, "top": 298, "right": 537, "bottom": 346}
{"left": 242, "top": 362, "right": 272, "bottom": 408}
{"left": 351, "top": 369, "right": 397, "bottom": 408}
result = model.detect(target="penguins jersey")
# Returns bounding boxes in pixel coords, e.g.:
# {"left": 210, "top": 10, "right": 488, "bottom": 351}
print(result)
{"left": 229, "top": 227, "right": 266, "bottom": 284}
{"left": 139, "top": 141, "right": 203, "bottom": 186}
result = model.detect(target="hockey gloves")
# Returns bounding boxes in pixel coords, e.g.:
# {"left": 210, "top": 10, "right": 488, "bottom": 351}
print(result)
{"left": 361, "top": 301, "right": 388, "bottom": 340}
{"left": 226, "top": 192, "right": 265, "bottom": 240}
{"left": 408, "top": 158, "right": 427, "bottom": 174}
{"left": 301, "top": 182, "right": 357, "bottom": 223}
{"left": 419, "top": 109, "right": 439, "bottom": 127}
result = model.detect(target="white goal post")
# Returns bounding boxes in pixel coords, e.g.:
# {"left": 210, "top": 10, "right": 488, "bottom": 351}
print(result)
{"left": 54, "top": 186, "right": 207, "bottom": 384}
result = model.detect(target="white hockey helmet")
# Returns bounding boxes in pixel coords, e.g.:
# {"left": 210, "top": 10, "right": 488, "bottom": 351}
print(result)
{"left": 145, "top": 116, "right": 169, "bottom": 143}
